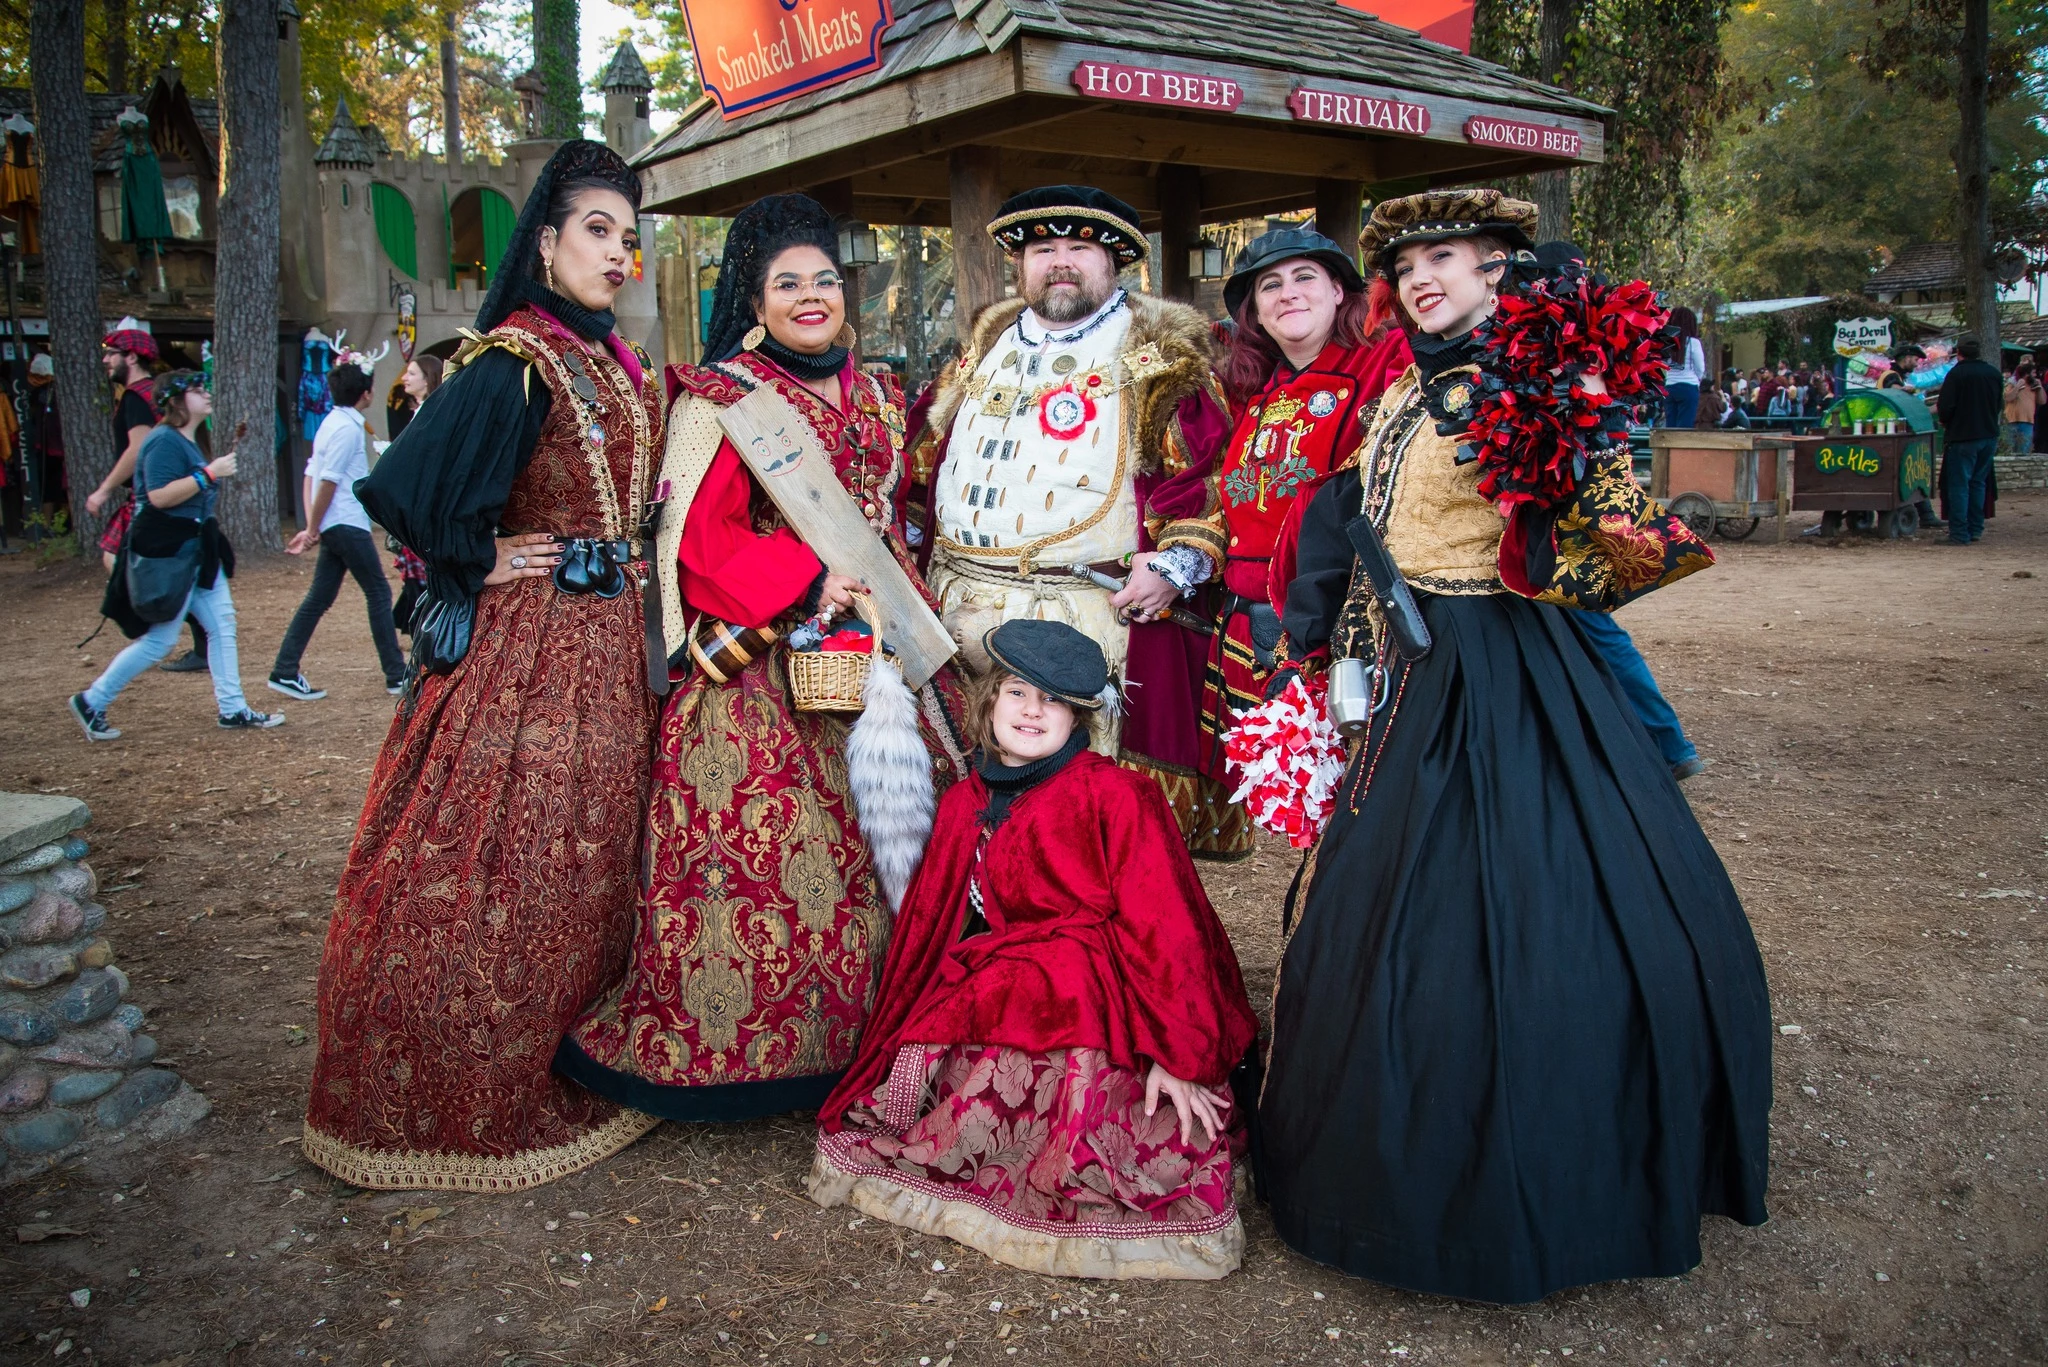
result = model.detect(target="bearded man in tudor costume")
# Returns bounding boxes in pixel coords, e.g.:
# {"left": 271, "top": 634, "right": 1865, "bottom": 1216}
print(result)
{"left": 909, "top": 186, "right": 1239, "bottom": 854}
{"left": 1199, "top": 226, "right": 1409, "bottom": 783}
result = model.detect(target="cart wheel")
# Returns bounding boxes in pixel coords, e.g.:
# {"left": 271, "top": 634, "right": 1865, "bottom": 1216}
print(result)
{"left": 1716, "top": 516, "right": 1761, "bottom": 541}
{"left": 1888, "top": 506, "right": 1919, "bottom": 540}
{"left": 1668, "top": 492, "right": 1716, "bottom": 540}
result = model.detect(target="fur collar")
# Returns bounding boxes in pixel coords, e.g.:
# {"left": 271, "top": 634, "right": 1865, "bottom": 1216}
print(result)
{"left": 922, "top": 292, "right": 1219, "bottom": 475}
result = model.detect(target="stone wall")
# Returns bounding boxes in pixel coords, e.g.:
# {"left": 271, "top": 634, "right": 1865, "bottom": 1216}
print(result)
{"left": 1994, "top": 454, "right": 2048, "bottom": 490}
{"left": 0, "top": 795, "right": 207, "bottom": 1184}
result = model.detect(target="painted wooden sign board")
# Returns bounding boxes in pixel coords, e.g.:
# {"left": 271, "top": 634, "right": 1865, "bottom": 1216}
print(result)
{"left": 719, "top": 384, "right": 956, "bottom": 689}
{"left": 1290, "top": 86, "right": 1433, "bottom": 136}
{"left": 683, "top": 0, "right": 894, "bottom": 120}
{"left": 1071, "top": 60, "right": 1245, "bottom": 112}
{"left": 1463, "top": 115, "right": 1582, "bottom": 159}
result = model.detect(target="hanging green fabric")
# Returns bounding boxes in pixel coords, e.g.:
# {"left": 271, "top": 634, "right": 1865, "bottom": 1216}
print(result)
{"left": 119, "top": 140, "right": 174, "bottom": 247}
{"left": 479, "top": 189, "right": 516, "bottom": 286}
{"left": 371, "top": 182, "right": 418, "bottom": 278}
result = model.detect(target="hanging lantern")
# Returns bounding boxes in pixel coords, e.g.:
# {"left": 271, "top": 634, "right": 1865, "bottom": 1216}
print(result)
{"left": 837, "top": 220, "right": 881, "bottom": 268}
{"left": 1187, "top": 240, "right": 1226, "bottom": 280}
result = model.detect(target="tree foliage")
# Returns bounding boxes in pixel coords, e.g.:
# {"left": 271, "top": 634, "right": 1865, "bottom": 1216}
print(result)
{"left": 1681, "top": 0, "right": 2048, "bottom": 302}
{"left": 1473, "top": 0, "right": 1741, "bottom": 276}
{"left": 0, "top": 0, "right": 214, "bottom": 94}
{"left": 299, "top": 0, "right": 526, "bottom": 157}
{"left": 608, "top": 0, "right": 702, "bottom": 112}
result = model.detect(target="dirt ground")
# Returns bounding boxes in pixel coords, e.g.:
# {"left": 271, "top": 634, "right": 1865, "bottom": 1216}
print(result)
{"left": 0, "top": 497, "right": 2043, "bottom": 1367}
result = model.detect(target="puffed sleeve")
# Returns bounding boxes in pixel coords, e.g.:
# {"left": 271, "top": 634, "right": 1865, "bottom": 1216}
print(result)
{"left": 676, "top": 441, "right": 824, "bottom": 629}
{"left": 356, "top": 346, "right": 550, "bottom": 600}
{"left": 1279, "top": 466, "right": 1361, "bottom": 662}
{"left": 1145, "top": 386, "right": 1231, "bottom": 565}
{"left": 1101, "top": 771, "right": 1257, "bottom": 1087}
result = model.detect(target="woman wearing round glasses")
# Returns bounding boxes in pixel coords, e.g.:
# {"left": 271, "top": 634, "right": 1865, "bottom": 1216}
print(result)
{"left": 558, "top": 193, "right": 966, "bottom": 1125}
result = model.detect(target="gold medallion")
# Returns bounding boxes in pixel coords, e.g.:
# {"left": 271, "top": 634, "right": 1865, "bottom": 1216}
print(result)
{"left": 1051, "top": 354, "right": 1077, "bottom": 374}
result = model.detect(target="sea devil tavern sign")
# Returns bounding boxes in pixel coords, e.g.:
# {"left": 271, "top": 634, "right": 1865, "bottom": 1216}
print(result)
{"left": 1066, "top": 56, "right": 1588, "bottom": 163}
{"left": 684, "top": 0, "right": 894, "bottom": 119}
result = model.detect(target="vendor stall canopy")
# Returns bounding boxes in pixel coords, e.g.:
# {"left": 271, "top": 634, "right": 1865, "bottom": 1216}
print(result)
{"left": 636, "top": 0, "right": 1607, "bottom": 319}
{"left": 1825, "top": 388, "right": 1938, "bottom": 435}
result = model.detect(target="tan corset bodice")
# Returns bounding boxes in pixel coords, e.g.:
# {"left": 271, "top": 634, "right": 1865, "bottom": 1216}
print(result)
{"left": 1355, "top": 367, "right": 1506, "bottom": 596}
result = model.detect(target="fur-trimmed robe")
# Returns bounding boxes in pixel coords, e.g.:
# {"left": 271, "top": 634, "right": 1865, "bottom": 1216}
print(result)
{"left": 906, "top": 293, "right": 1247, "bottom": 857}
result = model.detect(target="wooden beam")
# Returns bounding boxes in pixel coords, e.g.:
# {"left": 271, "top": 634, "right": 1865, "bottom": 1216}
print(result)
{"left": 949, "top": 146, "right": 1005, "bottom": 340}
{"left": 1314, "top": 179, "right": 1364, "bottom": 259}
{"left": 1157, "top": 164, "right": 1200, "bottom": 303}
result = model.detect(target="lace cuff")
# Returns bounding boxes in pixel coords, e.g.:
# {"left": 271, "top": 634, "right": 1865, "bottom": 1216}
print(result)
{"left": 1147, "top": 545, "right": 1215, "bottom": 597}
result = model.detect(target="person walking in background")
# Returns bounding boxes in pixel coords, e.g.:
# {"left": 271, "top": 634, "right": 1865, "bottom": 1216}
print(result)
{"left": 1662, "top": 307, "right": 1705, "bottom": 428}
{"left": 1937, "top": 336, "right": 2002, "bottom": 545}
{"left": 25, "top": 353, "right": 67, "bottom": 520}
{"left": 2003, "top": 355, "right": 2040, "bottom": 455}
{"left": 268, "top": 362, "right": 408, "bottom": 700}
{"left": 67, "top": 371, "right": 282, "bottom": 740}
{"left": 386, "top": 354, "right": 443, "bottom": 443}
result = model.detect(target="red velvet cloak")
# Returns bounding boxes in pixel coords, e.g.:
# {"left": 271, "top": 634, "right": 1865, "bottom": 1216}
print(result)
{"left": 819, "top": 751, "right": 1257, "bottom": 1128}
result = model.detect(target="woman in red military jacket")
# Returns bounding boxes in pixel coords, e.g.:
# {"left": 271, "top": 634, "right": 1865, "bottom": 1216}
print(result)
{"left": 1201, "top": 228, "right": 1409, "bottom": 779}
{"left": 809, "top": 619, "right": 1258, "bottom": 1280}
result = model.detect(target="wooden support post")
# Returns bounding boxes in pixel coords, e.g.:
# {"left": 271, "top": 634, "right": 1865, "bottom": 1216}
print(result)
{"left": 948, "top": 145, "right": 1003, "bottom": 340}
{"left": 812, "top": 177, "right": 865, "bottom": 355}
{"left": 1315, "top": 178, "right": 1364, "bottom": 260}
{"left": 1775, "top": 443, "right": 1793, "bottom": 543}
{"left": 1157, "top": 164, "right": 1200, "bottom": 303}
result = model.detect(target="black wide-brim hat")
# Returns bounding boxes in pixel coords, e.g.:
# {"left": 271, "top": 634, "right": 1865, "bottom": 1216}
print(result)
{"left": 1357, "top": 187, "right": 1539, "bottom": 276}
{"left": 981, "top": 618, "right": 1110, "bottom": 710}
{"left": 987, "top": 185, "right": 1147, "bottom": 268}
{"left": 1223, "top": 227, "right": 1366, "bottom": 318}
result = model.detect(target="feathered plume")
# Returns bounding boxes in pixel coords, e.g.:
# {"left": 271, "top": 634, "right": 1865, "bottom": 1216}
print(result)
{"left": 845, "top": 657, "right": 936, "bottom": 912}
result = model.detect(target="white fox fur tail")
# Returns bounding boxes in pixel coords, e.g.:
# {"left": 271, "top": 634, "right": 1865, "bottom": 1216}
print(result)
{"left": 846, "top": 657, "right": 936, "bottom": 913}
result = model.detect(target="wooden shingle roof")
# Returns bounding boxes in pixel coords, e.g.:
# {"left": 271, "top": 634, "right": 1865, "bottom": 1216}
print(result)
{"left": 637, "top": 0, "right": 1608, "bottom": 220}
{"left": 1864, "top": 242, "right": 1962, "bottom": 296}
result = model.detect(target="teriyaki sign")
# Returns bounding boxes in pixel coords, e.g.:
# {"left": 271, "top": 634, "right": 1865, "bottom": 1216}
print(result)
{"left": 684, "top": 0, "right": 893, "bottom": 120}
{"left": 1289, "top": 87, "right": 1432, "bottom": 136}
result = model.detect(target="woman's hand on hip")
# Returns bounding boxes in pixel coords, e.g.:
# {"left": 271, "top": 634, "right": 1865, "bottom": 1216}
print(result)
{"left": 484, "top": 532, "right": 565, "bottom": 586}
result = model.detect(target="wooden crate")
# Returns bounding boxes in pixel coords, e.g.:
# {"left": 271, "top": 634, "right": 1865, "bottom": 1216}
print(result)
{"left": 1648, "top": 430, "right": 1797, "bottom": 542}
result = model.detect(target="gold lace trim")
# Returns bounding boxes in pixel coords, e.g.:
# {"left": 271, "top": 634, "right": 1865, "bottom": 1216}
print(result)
{"left": 301, "top": 1107, "right": 661, "bottom": 1194}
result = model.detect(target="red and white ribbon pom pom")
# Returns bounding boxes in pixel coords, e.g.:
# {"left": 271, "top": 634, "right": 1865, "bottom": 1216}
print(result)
{"left": 1224, "top": 674, "right": 1348, "bottom": 849}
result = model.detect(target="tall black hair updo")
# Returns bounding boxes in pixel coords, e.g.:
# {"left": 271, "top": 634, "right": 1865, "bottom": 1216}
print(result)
{"left": 701, "top": 193, "right": 843, "bottom": 362}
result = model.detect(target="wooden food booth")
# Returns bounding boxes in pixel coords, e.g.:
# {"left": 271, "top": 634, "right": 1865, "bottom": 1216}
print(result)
{"left": 640, "top": 0, "right": 1609, "bottom": 351}
{"left": 1787, "top": 389, "right": 1941, "bottom": 539}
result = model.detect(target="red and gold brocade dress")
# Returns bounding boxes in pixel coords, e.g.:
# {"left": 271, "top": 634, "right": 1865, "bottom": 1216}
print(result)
{"left": 808, "top": 747, "right": 1258, "bottom": 1280}
{"left": 1198, "top": 333, "right": 1410, "bottom": 783}
{"left": 558, "top": 351, "right": 967, "bottom": 1121}
{"left": 303, "top": 300, "right": 665, "bottom": 1192}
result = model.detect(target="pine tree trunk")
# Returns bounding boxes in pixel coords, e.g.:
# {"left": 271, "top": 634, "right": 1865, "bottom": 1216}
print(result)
{"left": 441, "top": 7, "right": 463, "bottom": 163}
{"left": 1530, "top": 0, "right": 1580, "bottom": 246}
{"left": 1957, "top": 0, "right": 1998, "bottom": 350}
{"left": 32, "top": 0, "right": 113, "bottom": 556}
{"left": 212, "top": 0, "right": 284, "bottom": 551}
{"left": 102, "top": 0, "right": 131, "bottom": 93}
{"left": 532, "top": 0, "right": 581, "bottom": 139}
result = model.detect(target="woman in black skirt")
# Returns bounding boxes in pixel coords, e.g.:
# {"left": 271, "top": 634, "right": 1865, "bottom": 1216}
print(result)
{"left": 1255, "top": 189, "right": 1772, "bottom": 1304}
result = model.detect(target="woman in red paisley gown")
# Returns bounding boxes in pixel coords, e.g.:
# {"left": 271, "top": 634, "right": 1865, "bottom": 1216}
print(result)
{"left": 302, "top": 142, "right": 666, "bottom": 1192}
{"left": 558, "top": 194, "right": 967, "bottom": 1122}
{"left": 1200, "top": 228, "right": 1409, "bottom": 777}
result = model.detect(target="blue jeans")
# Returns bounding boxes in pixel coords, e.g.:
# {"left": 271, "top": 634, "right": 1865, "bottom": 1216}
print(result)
{"left": 1664, "top": 382, "right": 1700, "bottom": 429}
{"left": 85, "top": 576, "right": 249, "bottom": 717}
{"left": 1942, "top": 437, "right": 1996, "bottom": 542}
{"left": 2009, "top": 421, "right": 2033, "bottom": 454}
{"left": 1574, "top": 611, "right": 1697, "bottom": 767}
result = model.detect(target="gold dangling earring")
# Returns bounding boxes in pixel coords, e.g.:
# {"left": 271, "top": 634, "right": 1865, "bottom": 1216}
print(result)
{"left": 742, "top": 325, "right": 767, "bottom": 351}
{"left": 834, "top": 322, "right": 857, "bottom": 349}
{"left": 545, "top": 258, "right": 557, "bottom": 293}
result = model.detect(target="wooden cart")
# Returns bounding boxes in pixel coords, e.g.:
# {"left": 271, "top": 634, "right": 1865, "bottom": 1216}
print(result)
{"left": 1785, "top": 390, "right": 1941, "bottom": 539}
{"left": 1648, "top": 430, "right": 1799, "bottom": 543}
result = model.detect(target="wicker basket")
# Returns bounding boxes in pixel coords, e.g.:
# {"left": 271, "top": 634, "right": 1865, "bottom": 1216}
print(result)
{"left": 789, "top": 592, "right": 882, "bottom": 712}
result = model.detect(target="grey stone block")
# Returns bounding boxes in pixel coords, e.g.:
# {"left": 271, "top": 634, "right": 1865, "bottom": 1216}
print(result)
{"left": 1, "top": 893, "right": 85, "bottom": 948}
{"left": 97, "top": 1069, "right": 180, "bottom": 1129}
{"left": 5, "top": 1108, "right": 83, "bottom": 1155}
{"left": 0, "top": 843, "right": 65, "bottom": 877}
{"left": 0, "top": 1066, "right": 48, "bottom": 1112}
{"left": 0, "top": 945, "right": 78, "bottom": 990}
{"left": 0, "top": 1009, "right": 58, "bottom": 1046}
{"left": 0, "top": 1041, "right": 17, "bottom": 1078}
{"left": 113, "top": 1004, "right": 145, "bottom": 1032}
{"left": 50, "top": 1070, "right": 122, "bottom": 1105}
{"left": 57, "top": 971, "right": 123, "bottom": 1026}
{"left": 0, "top": 795, "right": 90, "bottom": 866}
{"left": 31, "top": 1020, "right": 132, "bottom": 1069}
{"left": 40, "top": 864, "right": 95, "bottom": 902}
{"left": 80, "top": 903, "right": 107, "bottom": 934}
{"left": 60, "top": 837, "right": 88, "bottom": 861}
{"left": 0, "top": 879, "right": 31, "bottom": 916}
{"left": 130, "top": 1034, "right": 158, "bottom": 1065}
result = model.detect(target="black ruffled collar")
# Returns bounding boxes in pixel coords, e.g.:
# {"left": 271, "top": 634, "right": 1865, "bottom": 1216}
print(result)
{"left": 520, "top": 279, "right": 616, "bottom": 342}
{"left": 757, "top": 333, "right": 850, "bottom": 382}
{"left": 1407, "top": 326, "right": 1485, "bottom": 431}
{"left": 976, "top": 732, "right": 1088, "bottom": 829}
{"left": 1407, "top": 325, "right": 1481, "bottom": 380}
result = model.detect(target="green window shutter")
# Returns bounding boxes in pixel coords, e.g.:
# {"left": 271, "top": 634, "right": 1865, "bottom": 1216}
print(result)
{"left": 479, "top": 189, "right": 516, "bottom": 286}
{"left": 370, "top": 183, "right": 418, "bottom": 279}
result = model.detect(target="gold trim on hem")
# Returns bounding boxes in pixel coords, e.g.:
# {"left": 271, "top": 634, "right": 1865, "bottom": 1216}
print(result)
{"left": 808, "top": 1151, "right": 1243, "bottom": 1281}
{"left": 301, "top": 1107, "right": 662, "bottom": 1194}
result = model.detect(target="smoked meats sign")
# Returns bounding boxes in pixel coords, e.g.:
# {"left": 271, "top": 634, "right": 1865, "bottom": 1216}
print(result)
{"left": 684, "top": 0, "right": 893, "bottom": 120}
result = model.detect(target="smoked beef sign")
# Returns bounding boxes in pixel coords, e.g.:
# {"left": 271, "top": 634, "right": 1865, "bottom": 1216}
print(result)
{"left": 1289, "top": 87, "right": 1432, "bottom": 137}
{"left": 684, "top": 0, "right": 893, "bottom": 120}
{"left": 1463, "top": 116, "right": 1582, "bottom": 159}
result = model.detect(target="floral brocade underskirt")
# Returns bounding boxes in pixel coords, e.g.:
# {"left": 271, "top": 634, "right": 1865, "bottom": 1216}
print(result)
{"left": 808, "top": 1043, "right": 1245, "bottom": 1280}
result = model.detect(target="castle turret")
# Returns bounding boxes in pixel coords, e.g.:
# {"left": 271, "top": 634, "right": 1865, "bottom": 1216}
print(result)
{"left": 600, "top": 44, "right": 653, "bottom": 157}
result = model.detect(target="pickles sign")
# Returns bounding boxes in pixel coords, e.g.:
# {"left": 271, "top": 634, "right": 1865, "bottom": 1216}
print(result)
{"left": 684, "top": 0, "right": 893, "bottom": 120}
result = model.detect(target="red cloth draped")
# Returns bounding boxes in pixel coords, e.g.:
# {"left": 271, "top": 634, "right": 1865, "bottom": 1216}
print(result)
{"left": 820, "top": 752, "right": 1256, "bottom": 1129}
